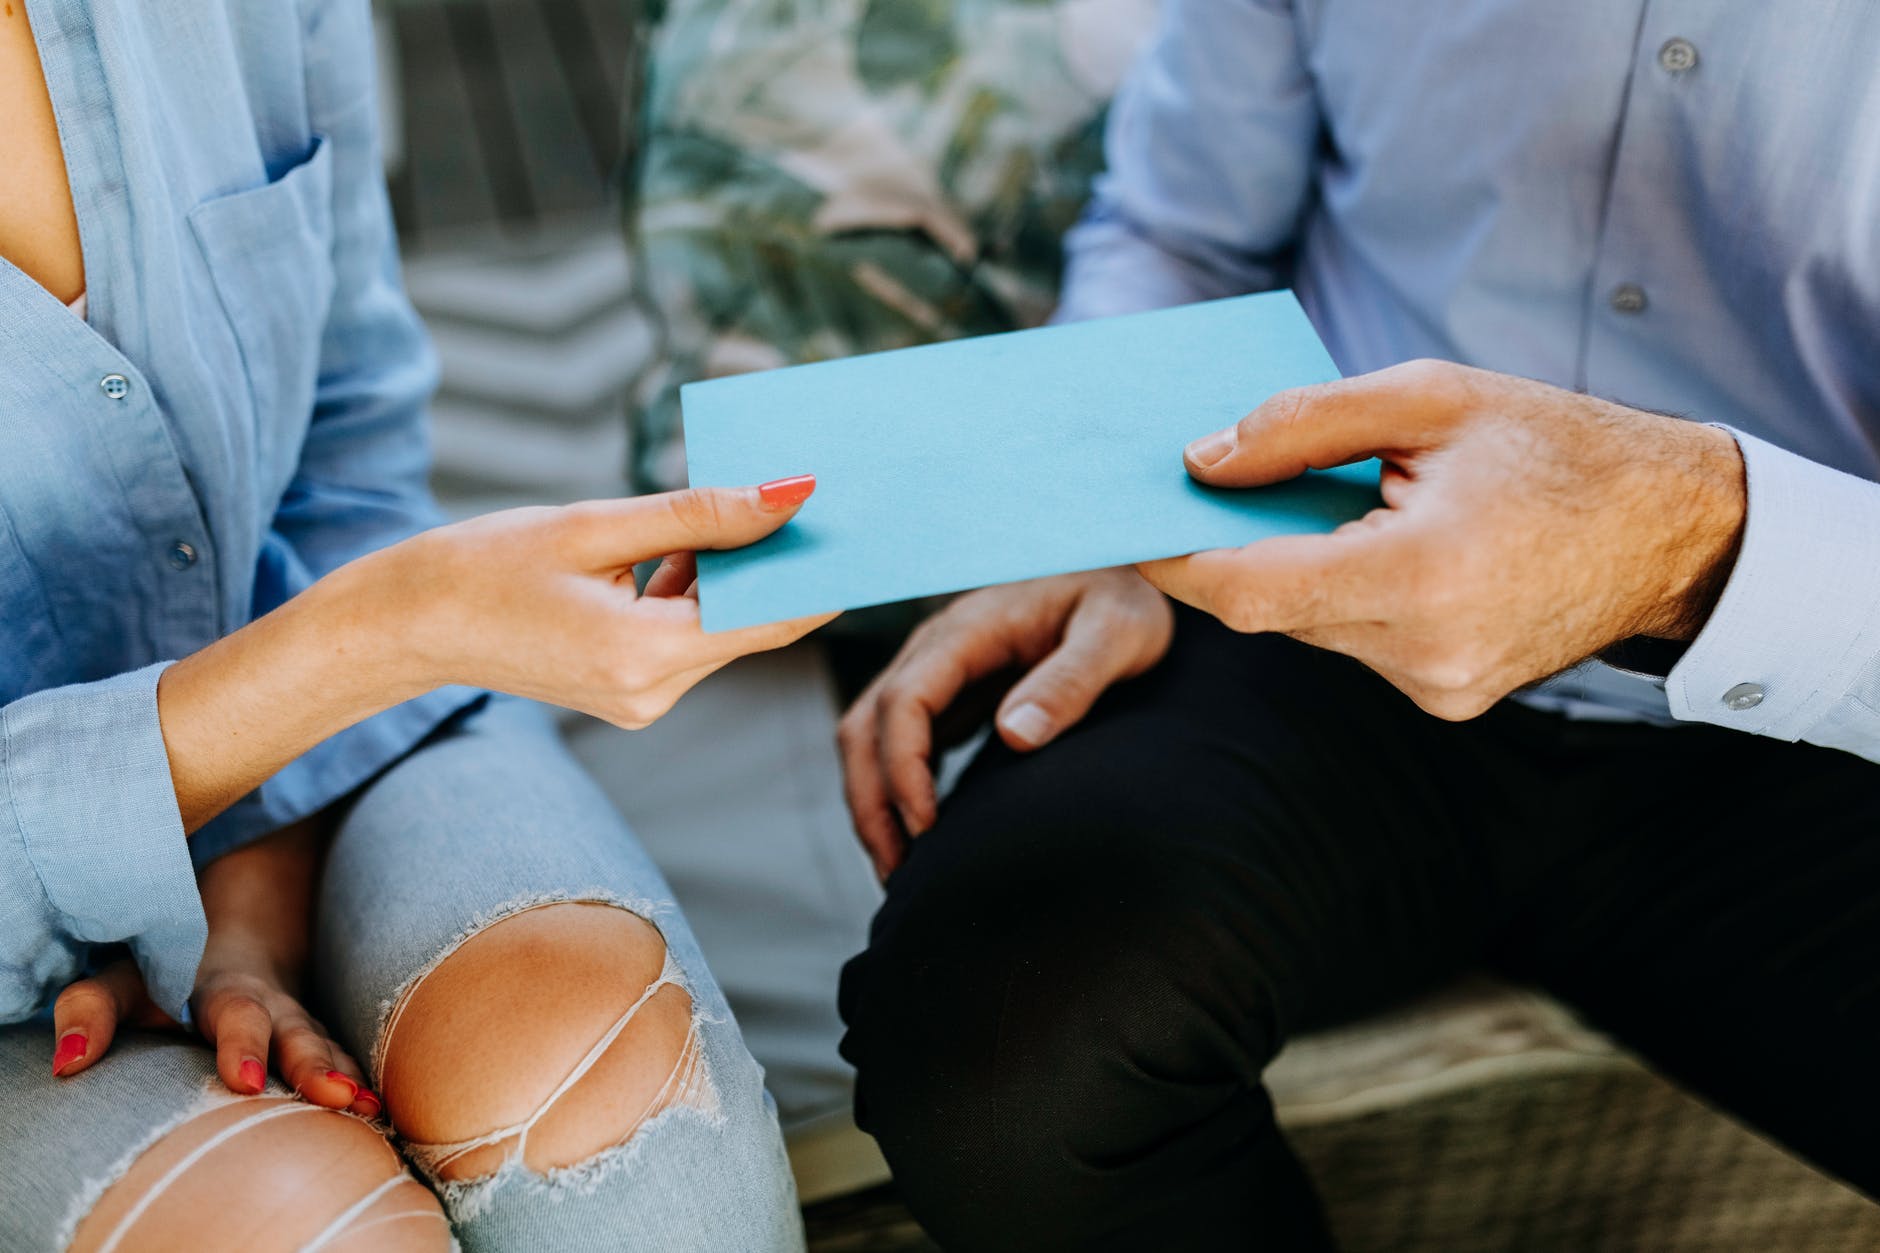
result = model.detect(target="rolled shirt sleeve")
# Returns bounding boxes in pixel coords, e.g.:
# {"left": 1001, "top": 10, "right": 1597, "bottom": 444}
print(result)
{"left": 1054, "top": 0, "right": 1322, "bottom": 324}
{"left": 0, "top": 665, "right": 205, "bottom": 1024}
{"left": 1665, "top": 429, "right": 1880, "bottom": 761}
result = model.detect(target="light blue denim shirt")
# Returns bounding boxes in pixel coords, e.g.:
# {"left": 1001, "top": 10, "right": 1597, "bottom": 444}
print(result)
{"left": 1061, "top": 1, "right": 1880, "bottom": 751}
{"left": 1, "top": 0, "right": 478, "bottom": 1023}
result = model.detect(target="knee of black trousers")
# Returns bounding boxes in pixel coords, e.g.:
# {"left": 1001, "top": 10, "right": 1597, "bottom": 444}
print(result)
{"left": 839, "top": 810, "right": 1290, "bottom": 1251}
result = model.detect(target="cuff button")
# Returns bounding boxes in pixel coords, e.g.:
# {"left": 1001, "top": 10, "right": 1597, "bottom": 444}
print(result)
{"left": 1722, "top": 682, "right": 1764, "bottom": 711}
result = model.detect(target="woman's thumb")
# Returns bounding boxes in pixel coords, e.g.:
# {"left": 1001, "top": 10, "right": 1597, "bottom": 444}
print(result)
{"left": 564, "top": 475, "right": 818, "bottom": 569}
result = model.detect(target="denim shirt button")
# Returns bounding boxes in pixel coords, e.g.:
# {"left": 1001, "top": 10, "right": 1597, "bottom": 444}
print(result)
{"left": 167, "top": 541, "right": 198, "bottom": 571}
{"left": 100, "top": 373, "right": 131, "bottom": 400}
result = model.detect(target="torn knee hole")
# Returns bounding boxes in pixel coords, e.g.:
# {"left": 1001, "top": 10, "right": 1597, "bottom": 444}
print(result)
{"left": 377, "top": 900, "right": 711, "bottom": 1181}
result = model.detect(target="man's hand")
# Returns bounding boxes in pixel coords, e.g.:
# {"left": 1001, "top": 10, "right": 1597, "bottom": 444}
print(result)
{"left": 839, "top": 570, "right": 1173, "bottom": 878}
{"left": 1139, "top": 360, "right": 1747, "bottom": 720}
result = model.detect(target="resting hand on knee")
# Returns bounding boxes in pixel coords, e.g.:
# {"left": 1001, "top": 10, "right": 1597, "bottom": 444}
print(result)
{"left": 838, "top": 569, "right": 1173, "bottom": 878}
{"left": 53, "top": 819, "right": 376, "bottom": 1116}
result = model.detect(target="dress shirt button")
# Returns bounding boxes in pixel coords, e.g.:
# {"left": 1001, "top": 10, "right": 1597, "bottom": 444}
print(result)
{"left": 1609, "top": 283, "right": 1648, "bottom": 314}
{"left": 1721, "top": 682, "right": 1764, "bottom": 712}
{"left": 100, "top": 373, "right": 130, "bottom": 400}
{"left": 167, "top": 541, "right": 198, "bottom": 571}
{"left": 1658, "top": 38, "right": 1699, "bottom": 75}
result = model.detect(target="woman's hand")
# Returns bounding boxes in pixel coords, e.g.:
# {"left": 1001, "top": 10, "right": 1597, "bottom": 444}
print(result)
{"left": 371, "top": 477, "right": 834, "bottom": 729}
{"left": 838, "top": 569, "right": 1173, "bottom": 879}
{"left": 158, "top": 478, "right": 835, "bottom": 832}
{"left": 51, "top": 819, "right": 377, "bottom": 1117}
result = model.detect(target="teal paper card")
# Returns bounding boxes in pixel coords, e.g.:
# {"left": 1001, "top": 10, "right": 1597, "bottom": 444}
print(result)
{"left": 683, "top": 292, "right": 1380, "bottom": 632}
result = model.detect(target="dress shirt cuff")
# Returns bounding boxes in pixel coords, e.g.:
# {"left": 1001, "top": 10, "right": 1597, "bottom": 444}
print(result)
{"left": 2, "top": 663, "right": 206, "bottom": 1022}
{"left": 1665, "top": 429, "right": 1880, "bottom": 739}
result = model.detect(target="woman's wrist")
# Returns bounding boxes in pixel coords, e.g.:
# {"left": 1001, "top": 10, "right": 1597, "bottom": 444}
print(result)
{"left": 159, "top": 543, "right": 439, "bottom": 832}
{"left": 309, "top": 539, "right": 451, "bottom": 704}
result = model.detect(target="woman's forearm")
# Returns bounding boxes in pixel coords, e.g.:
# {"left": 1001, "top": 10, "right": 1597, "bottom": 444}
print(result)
{"left": 157, "top": 552, "right": 427, "bottom": 833}
{"left": 156, "top": 481, "right": 827, "bottom": 834}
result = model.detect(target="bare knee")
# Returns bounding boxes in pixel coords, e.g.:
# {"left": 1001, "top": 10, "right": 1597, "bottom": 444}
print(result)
{"left": 379, "top": 901, "right": 701, "bottom": 1181}
{"left": 68, "top": 1097, "right": 448, "bottom": 1253}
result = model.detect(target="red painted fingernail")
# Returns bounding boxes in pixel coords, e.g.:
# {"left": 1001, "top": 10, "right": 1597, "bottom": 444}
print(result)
{"left": 758, "top": 474, "right": 816, "bottom": 511}
{"left": 239, "top": 1058, "right": 266, "bottom": 1093}
{"left": 52, "top": 1031, "right": 87, "bottom": 1076}
{"left": 354, "top": 1090, "right": 383, "bottom": 1118}
{"left": 325, "top": 1070, "right": 359, "bottom": 1099}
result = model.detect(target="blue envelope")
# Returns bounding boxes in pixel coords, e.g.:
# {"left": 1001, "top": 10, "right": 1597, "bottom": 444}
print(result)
{"left": 683, "top": 292, "right": 1381, "bottom": 632}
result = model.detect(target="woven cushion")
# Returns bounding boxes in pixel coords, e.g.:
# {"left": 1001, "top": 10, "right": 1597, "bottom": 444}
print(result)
{"left": 1271, "top": 979, "right": 1880, "bottom": 1252}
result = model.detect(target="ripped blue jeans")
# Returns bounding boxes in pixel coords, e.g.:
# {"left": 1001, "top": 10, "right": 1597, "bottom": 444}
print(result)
{"left": 0, "top": 696, "right": 804, "bottom": 1252}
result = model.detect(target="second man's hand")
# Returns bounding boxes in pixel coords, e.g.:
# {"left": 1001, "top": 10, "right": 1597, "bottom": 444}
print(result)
{"left": 839, "top": 569, "right": 1173, "bottom": 880}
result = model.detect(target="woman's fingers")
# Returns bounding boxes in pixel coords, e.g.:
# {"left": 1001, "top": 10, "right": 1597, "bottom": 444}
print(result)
{"left": 195, "top": 981, "right": 277, "bottom": 1096}
{"left": 642, "top": 551, "right": 697, "bottom": 598}
{"left": 323, "top": 1045, "right": 381, "bottom": 1119}
{"left": 193, "top": 970, "right": 383, "bottom": 1115}
{"left": 560, "top": 478, "right": 816, "bottom": 571}
{"left": 300, "top": 1021, "right": 378, "bottom": 1118}
{"left": 51, "top": 959, "right": 156, "bottom": 1078}
{"left": 271, "top": 1010, "right": 360, "bottom": 1109}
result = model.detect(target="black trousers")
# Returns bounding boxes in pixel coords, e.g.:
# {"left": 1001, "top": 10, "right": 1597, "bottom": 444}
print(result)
{"left": 837, "top": 607, "right": 1880, "bottom": 1251}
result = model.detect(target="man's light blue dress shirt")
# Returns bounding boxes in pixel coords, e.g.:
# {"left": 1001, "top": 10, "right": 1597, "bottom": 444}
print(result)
{"left": 1061, "top": 1, "right": 1880, "bottom": 750}
{"left": 1, "top": 0, "right": 476, "bottom": 1023}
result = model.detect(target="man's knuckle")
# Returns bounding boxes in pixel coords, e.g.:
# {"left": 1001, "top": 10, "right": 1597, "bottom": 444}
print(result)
{"left": 1423, "top": 687, "right": 1493, "bottom": 722}
{"left": 875, "top": 675, "right": 916, "bottom": 710}
{"left": 1219, "top": 591, "right": 1266, "bottom": 634}
{"left": 1253, "top": 387, "right": 1313, "bottom": 440}
{"left": 1396, "top": 357, "right": 1453, "bottom": 388}
{"left": 1417, "top": 655, "right": 1473, "bottom": 694}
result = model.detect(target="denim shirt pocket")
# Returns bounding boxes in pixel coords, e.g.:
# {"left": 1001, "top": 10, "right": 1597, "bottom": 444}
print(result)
{"left": 187, "top": 135, "right": 338, "bottom": 490}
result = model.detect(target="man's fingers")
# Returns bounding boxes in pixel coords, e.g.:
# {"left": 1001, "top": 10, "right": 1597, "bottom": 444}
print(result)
{"left": 876, "top": 645, "right": 988, "bottom": 837}
{"left": 1182, "top": 359, "right": 1469, "bottom": 487}
{"left": 1139, "top": 523, "right": 1404, "bottom": 635}
{"left": 51, "top": 959, "right": 153, "bottom": 1078}
{"left": 838, "top": 693, "right": 907, "bottom": 880}
{"left": 559, "top": 477, "right": 817, "bottom": 570}
{"left": 876, "top": 685, "right": 940, "bottom": 840}
{"left": 198, "top": 987, "right": 276, "bottom": 1096}
{"left": 993, "top": 607, "right": 1143, "bottom": 751}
